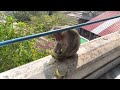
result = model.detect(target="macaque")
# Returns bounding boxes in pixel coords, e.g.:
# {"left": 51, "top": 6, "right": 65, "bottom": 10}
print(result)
{"left": 51, "top": 26, "right": 80, "bottom": 61}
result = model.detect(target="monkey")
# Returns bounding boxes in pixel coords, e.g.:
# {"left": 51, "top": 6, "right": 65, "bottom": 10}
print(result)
{"left": 50, "top": 25, "right": 80, "bottom": 79}
{"left": 51, "top": 25, "right": 80, "bottom": 61}
{"left": 46, "top": 25, "right": 80, "bottom": 79}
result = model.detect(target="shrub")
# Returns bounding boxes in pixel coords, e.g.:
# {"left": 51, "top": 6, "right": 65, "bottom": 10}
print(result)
{"left": 12, "top": 11, "right": 31, "bottom": 22}
{"left": 0, "top": 11, "right": 78, "bottom": 73}
{"left": 30, "top": 12, "right": 78, "bottom": 34}
{"left": 7, "top": 11, "right": 48, "bottom": 22}
{"left": 0, "top": 15, "right": 49, "bottom": 72}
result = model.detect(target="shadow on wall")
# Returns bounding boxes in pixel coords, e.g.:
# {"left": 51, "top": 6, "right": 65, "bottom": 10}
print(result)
{"left": 43, "top": 54, "right": 79, "bottom": 79}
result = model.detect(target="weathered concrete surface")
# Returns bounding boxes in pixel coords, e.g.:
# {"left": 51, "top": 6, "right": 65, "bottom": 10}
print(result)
{"left": 99, "top": 58, "right": 120, "bottom": 79}
{"left": 85, "top": 56, "right": 120, "bottom": 79}
{"left": 0, "top": 30, "right": 120, "bottom": 79}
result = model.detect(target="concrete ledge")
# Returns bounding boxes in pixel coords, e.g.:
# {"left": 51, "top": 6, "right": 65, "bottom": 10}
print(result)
{"left": 0, "top": 30, "right": 120, "bottom": 79}
{"left": 85, "top": 56, "right": 120, "bottom": 79}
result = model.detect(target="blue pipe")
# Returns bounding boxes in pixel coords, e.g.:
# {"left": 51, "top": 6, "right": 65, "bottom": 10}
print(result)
{"left": 0, "top": 15, "right": 120, "bottom": 47}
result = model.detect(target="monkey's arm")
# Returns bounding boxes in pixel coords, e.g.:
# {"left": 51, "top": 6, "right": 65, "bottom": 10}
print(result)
{"left": 54, "top": 43, "right": 62, "bottom": 53}
{"left": 51, "top": 43, "right": 62, "bottom": 58}
{"left": 56, "top": 41, "right": 69, "bottom": 57}
{"left": 58, "top": 46, "right": 69, "bottom": 57}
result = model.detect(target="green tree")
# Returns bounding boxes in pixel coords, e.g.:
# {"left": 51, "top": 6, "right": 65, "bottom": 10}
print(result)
{"left": 0, "top": 15, "right": 49, "bottom": 72}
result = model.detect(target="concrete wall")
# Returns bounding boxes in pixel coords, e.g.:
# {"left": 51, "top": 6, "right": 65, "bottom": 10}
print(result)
{"left": 0, "top": 30, "right": 120, "bottom": 79}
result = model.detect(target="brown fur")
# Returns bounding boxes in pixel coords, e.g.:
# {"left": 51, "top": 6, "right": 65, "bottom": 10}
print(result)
{"left": 52, "top": 26, "right": 80, "bottom": 61}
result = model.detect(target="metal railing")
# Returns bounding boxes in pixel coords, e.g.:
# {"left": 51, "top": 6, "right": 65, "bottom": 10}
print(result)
{"left": 1, "top": 15, "right": 120, "bottom": 47}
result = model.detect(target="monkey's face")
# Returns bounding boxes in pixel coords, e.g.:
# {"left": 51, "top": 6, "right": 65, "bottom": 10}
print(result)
{"left": 54, "top": 33, "right": 64, "bottom": 41}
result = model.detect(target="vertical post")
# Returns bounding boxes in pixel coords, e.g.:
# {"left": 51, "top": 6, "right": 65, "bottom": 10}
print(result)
{"left": 89, "top": 32, "right": 92, "bottom": 40}
{"left": 48, "top": 11, "right": 53, "bottom": 16}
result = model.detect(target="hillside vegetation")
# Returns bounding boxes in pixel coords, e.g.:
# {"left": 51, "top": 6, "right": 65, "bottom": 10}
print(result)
{"left": 0, "top": 11, "right": 78, "bottom": 73}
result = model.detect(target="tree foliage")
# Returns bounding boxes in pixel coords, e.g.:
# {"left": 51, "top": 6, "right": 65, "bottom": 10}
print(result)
{"left": 0, "top": 15, "right": 49, "bottom": 72}
{"left": 0, "top": 11, "right": 78, "bottom": 73}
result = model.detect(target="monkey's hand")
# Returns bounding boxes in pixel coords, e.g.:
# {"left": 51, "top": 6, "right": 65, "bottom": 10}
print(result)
{"left": 46, "top": 57, "right": 56, "bottom": 66}
{"left": 45, "top": 51, "right": 57, "bottom": 65}
{"left": 51, "top": 50, "right": 58, "bottom": 58}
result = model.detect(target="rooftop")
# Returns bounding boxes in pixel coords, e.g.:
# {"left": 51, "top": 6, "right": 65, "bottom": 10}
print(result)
{"left": 63, "top": 11, "right": 104, "bottom": 20}
{"left": 80, "top": 36, "right": 89, "bottom": 44}
{"left": 82, "top": 11, "right": 120, "bottom": 36}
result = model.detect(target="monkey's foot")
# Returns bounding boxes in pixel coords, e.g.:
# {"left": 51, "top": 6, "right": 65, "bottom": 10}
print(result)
{"left": 54, "top": 67, "right": 68, "bottom": 79}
